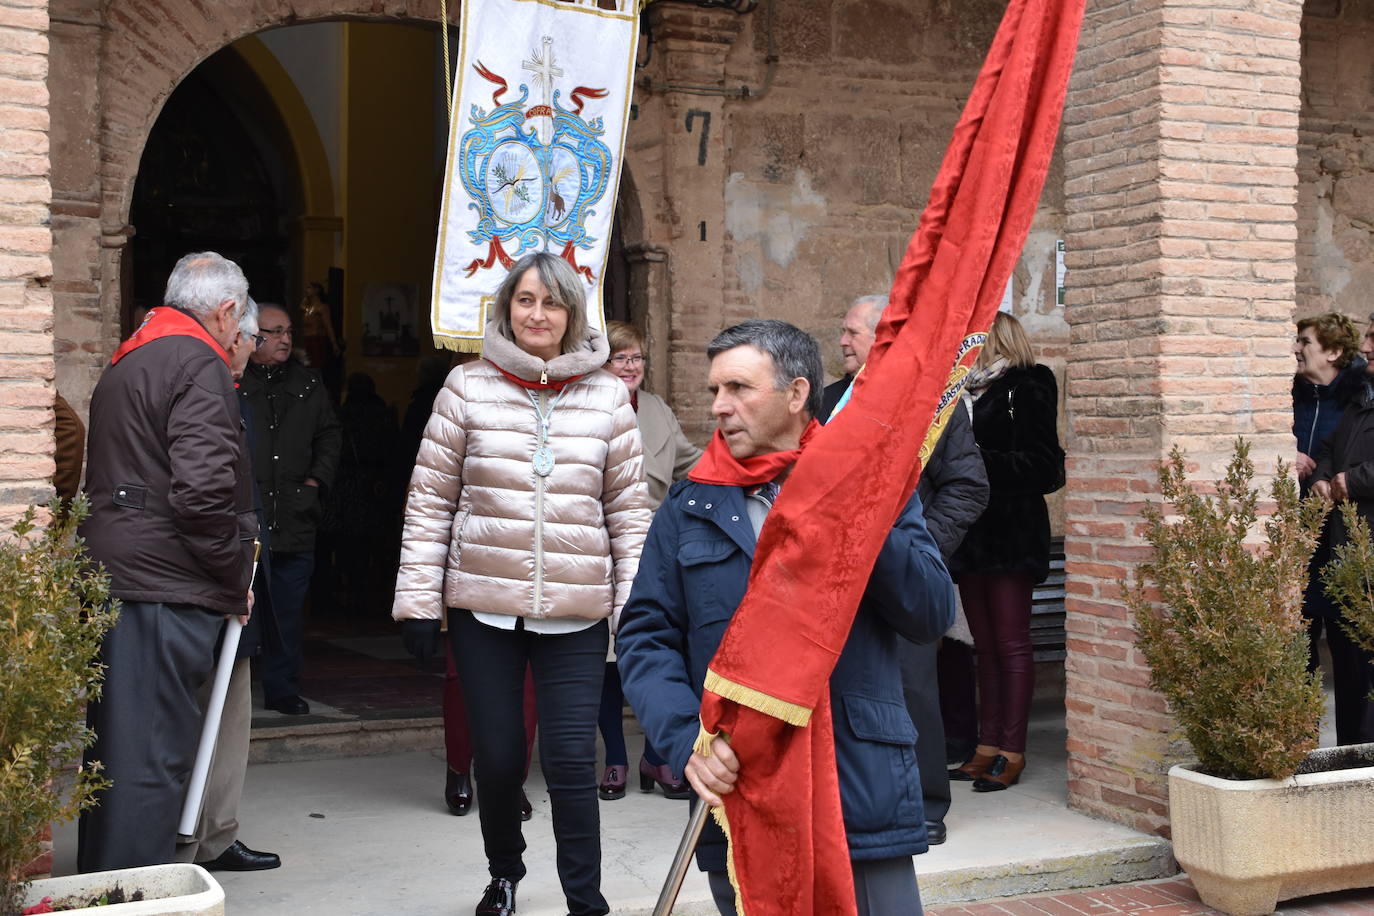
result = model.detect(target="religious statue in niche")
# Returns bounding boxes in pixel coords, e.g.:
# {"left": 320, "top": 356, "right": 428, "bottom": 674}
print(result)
{"left": 361, "top": 283, "right": 420, "bottom": 357}
{"left": 299, "top": 282, "right": 342, "bottom": 370}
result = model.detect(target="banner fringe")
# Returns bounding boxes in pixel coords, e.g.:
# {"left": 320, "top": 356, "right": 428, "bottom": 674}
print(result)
{"left": 710, "top": 804, "right": 746, "bottom": 916}
{"left": 704, "top": 670, "right": 811, "bottom": 727}
{"left": 433, "top": 335, "right": 484, "bottom": 355}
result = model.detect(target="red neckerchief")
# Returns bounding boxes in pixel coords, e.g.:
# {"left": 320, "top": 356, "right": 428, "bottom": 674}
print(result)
{"left": 490, "top": 362, "right": 586, "bottom": 392}
{"left": 687, "top": 418, "right": 822, "bottom": 487}
{"left": 630, "top": 391, "right": 639, "bottom": 412}
{"left": 111, "top": 306, "right": 231, "bottom": 368}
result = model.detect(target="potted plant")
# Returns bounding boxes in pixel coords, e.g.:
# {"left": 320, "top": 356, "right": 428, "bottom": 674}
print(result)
{"left": 1, "top": 498, "right": 224, "bottom": 915}
{"left": 1126, "top": 440, "right": 1374, "bottom": 916}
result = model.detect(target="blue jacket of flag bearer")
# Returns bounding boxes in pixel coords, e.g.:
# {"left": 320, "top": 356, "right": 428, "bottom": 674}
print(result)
{"left": 616, "top": 482, "right": 956, "bottom": 872}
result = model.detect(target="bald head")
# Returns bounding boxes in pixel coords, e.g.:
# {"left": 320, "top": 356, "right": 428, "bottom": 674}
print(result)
{"left": 839, "top": 295, "right": 886, "bottom": 375}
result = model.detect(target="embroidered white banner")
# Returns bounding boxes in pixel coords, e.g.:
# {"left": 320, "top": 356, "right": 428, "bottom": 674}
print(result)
{"left": 432, "top": 0, "right": 640, "bottom": 352}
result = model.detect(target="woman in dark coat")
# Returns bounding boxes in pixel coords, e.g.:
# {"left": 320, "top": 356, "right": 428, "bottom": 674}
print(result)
{"left": 949, "top": 312, "right": 1063, "bottom": 792}
{"left": 1292, "top": 312, "right": 1365, "bottom": 497}
{"left": 1293, "top": 312, "right": 1372, "bottom": 743}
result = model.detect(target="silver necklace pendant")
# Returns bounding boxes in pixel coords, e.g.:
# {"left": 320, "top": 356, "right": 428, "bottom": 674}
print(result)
{"left": 533, "top": 445, "right": 555, "bottom": 477}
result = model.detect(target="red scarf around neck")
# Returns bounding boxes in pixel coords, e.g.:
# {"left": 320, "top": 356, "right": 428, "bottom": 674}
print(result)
{"left": 490, "top": 362, "right": 587, "bottom": 392}
{"left": 111, "top": 306, "right": 231, "bottom": 368}
{"left": 687, "top": 418, "right": 822, "bottom": 487}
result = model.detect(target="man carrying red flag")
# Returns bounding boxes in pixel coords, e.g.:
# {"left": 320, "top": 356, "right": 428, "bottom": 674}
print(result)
{"left": 617, "top": 319, "right": 955, "bottom": 915}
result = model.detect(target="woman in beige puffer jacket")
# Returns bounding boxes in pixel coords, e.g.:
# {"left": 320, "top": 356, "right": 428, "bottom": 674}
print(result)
{"left": 393, "top": 252, "right": 649, "bottom": 916}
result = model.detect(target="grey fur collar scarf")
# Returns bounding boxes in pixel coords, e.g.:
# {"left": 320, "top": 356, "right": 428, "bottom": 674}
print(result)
{"left": 481, "top": 319, "right": 610, "bottom": 383}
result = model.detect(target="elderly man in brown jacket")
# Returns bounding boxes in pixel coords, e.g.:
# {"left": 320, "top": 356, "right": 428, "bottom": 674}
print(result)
{"left": 78, "top": 251, "right": 258, "bottom": 873}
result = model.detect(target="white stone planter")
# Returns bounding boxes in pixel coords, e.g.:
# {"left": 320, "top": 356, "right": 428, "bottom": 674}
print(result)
{"left": 1169, "top": 744, "right": 1374, "bottom": 916}
{"left": 20, "top": 863, "right": 224, "bottom": 915}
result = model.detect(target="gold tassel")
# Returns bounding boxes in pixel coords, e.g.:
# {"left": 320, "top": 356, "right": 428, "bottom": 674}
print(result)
{"left": 704, "top": 670, "right": 812, "bottom": 727}
{"left": 693, "top": 722, "right": 720, "bottom": 758}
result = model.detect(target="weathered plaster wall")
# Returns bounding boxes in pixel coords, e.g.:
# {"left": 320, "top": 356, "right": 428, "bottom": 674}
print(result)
{"left": 628, "top": 0, "right": 1070, "bottom": 440}
{"left": 1296, "top": 0, "right": 1374, "bottom": 320}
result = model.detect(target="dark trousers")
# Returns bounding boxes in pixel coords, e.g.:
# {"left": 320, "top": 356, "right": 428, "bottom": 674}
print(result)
{"left": 451, "top": 611, "right": 610, "bottom": 916}
{"left": 708, "top": 858, "right": 922, "bottom": 916}
{"left": 260, "top": 550, "right": 313, "bottom": 702}
{"left": 900, "top": 639, "right": 951, "bottom": 825}
{"left": 444, "top": 640, "right": 537, "bottom": 778}
{"left": 960, "top": 571, "right": 1035, "bottom": 754}
{"left": 937, "top": 638, "right": 978, "bottom": 759}
{"left": 598, "top": 662, "right": 665, "bottom": 769}
{"left": 1304, "top": 544, "right": 1374, "bottom": 745}
{"left": 78, "top": 601, "right": 223, "bottom": 873}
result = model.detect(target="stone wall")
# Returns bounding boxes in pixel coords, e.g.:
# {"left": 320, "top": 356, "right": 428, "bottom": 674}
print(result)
{"left": 629, "top": 1, "right": 1071, "bottom": 440}
{"left": 1296, "top": 0, "right": 1374, "bottom": 320}
{"left": 0, "top": 0, "right": 54, "bottom": 518}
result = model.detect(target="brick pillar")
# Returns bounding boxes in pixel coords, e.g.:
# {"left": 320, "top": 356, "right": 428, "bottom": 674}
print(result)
{"left": 634, "top": 5, "right": 741, "bottom": 439}
{"left": 1062, "top": 0, "right": 1304, "bottom": 833}
{"left": 0, "top": 0, "right": 55, "bottom": 519}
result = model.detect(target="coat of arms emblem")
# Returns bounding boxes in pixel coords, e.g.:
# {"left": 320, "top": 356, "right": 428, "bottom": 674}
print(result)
{"left": 459, "top": 37, "right": 613, "bottom": 281}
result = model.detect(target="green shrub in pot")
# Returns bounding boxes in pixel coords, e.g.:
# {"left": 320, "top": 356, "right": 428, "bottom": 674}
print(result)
{"left": 0, "top": 498, "right": 117, "bottom": 915}
{"left": 1127, "top": 440, "right": 1325, "bottom": 781}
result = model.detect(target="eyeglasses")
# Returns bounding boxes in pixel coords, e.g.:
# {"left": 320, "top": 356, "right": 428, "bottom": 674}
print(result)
{"left": 262, "top": 325, "right": 293, "bottom": 338}
{"left": 608, "top": 354, "right": 645, "bottom": 368}
{"left": 250, "top": 333, "right": 268, "bottom": 350}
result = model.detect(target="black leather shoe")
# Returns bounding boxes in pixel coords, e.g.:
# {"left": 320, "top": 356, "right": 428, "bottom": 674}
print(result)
{"left": 476, "top": 877, "right": 517, "bottom": 916}
{"left": 925, "top": 820, "right": 947, "bottom": 845}
{"left": 202, "top": 840, "right": 281, "bottom": 872}
{"left": 265, "top": 695, "right": 309, "bottom": 716}
{"left": 520, "top": 790, "right": 532, "bottom": 822}
{"left": 446, "top": 770, "right": 473, "bottom": 816}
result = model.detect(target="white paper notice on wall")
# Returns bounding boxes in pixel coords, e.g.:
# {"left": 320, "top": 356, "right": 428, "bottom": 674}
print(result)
{"left": 1056, "top": 239, "right": 1066, "bottom": 306}
{"left": 998, "top": 273, "right": 1014, "bottom": 313}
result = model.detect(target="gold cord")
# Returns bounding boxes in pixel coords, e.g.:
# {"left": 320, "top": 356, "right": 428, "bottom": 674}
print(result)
{"left": 440, "top": 0, "right": 453, "bottom": 124}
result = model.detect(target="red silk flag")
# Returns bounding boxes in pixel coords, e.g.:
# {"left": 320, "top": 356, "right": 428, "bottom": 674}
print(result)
{"left": 694, "top": 0, "right": 1086, "bottom": 910}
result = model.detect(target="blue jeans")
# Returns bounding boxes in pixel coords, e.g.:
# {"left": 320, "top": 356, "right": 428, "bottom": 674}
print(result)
{"left": 260, "top": 550, "right": 313, "bottom": 702}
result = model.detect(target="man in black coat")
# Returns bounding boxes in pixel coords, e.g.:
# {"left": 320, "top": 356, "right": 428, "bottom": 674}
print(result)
{"left": 823, "top": 294, "right": 989, "bottom": 845}
{"left": 79, "top": 251, "right": 258, "bottom": 872}
{"left": 240, "top": 303, "right": 342, "bottom": 715}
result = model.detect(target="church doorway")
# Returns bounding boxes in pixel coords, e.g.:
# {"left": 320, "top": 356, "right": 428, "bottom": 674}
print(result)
{"left": 127, "top": 20, "right": 639, "bottom": 724}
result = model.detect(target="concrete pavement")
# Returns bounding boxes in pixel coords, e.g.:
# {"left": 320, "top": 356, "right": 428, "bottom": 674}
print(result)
{"left": 52, "top": 700, "right": 1176, "bottom": 915}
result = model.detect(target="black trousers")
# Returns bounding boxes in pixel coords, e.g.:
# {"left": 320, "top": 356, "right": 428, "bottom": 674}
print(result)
{"left": 1304, "top": 539, "right": 1374, "bottom": 746}
{"left": 78, "top": 601, "right": 223, "bottom": 873}
{"left": 260, "top": 549, "right": 312, "bottom": 702}
{"left": 450, "top": 611, "right": 609, "bottom": 916}
{"left": 937, "top": 638, "right": 978, "bottom": 758}
{"left": 899, "top": 639, "right": 951, "bottom": 825}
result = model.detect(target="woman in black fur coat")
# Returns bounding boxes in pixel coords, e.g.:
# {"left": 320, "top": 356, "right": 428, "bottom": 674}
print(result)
{"left": 949, "top": 312, "right": 1064, "bottom": 793}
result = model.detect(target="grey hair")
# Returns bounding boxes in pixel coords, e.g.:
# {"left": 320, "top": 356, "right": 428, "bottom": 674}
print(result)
{"left": 492, "top": 252, "right": 589, "bottom": 354}
{"left": 163, "top": 251, "right": 249, "bottom": 322}
{"left": 237, "top": 297, "right": 260, "bottom": 337}
{"left": 707, "top": 319, "right": 823, "bottom": 418}
{"left": 850, "top": 294, "right": 888, "bottom": 332}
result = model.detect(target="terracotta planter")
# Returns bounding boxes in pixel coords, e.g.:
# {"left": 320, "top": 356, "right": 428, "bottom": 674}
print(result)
{"left": 1168, "top": 744, "right": 1374, "bottom": 916}
{"left": 20, "top": 863, "right": 223, "bottom": 915}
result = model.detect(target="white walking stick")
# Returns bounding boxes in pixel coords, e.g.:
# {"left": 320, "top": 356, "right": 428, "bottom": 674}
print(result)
{"left": 178, "top": 542, "right": 260, "bottom": 840}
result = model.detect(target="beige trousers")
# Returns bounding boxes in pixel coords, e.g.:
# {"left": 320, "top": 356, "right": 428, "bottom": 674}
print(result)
{"left": 174, "top": 657, "right": 250, "bottom": 863}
